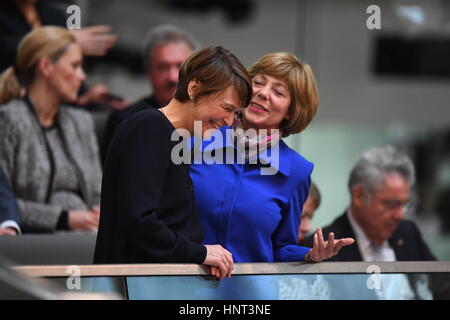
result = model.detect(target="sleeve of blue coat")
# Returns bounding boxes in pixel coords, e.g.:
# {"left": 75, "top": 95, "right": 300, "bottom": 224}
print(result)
{"left": 273, "top": 167, "right": 313, "bottom": 262}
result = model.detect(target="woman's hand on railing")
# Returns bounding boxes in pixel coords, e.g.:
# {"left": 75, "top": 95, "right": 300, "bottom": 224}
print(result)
{"left": 203, "top": 244, "right": 234, "bottom": 280}
{"left": 304, "top": 227, "right": 355, "bottom": 263}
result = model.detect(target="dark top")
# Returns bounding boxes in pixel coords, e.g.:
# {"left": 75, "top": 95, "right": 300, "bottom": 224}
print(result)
{"left": 100, "top": 95, "right": 162, "bottom": 164}
{"left": 0, "top": 1, "right": 66, "bottom": 73}
{"left": 43, "top": 124, "right": 87, "bottom": 231}
{"left": 94, "top": 107, "right": 207, "bottom": 264}
{"left": 0, "top": 167, "right": 20, "bottom": 226}
{"left": 303, "top": 212, "right": 436, "bottom": 261}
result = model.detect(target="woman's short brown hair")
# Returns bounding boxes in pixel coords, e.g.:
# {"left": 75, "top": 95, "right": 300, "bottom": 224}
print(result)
{"left": 174, "top": 46, "right": 252, "bottom": 110}
{"left": 248, "top": 52, "right": 319, "bottom": 137}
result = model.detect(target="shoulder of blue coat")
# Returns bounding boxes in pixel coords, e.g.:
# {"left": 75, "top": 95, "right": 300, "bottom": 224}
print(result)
{"left": 279, "top": 140, "right": 314, "bottom": 181}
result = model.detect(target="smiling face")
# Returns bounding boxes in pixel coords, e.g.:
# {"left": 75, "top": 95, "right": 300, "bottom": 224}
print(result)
{"left": 192, "top": 85, "right": 242, "bottom": 138}
{"left": 47, "top": 43, "right": 86, "bottom": 103}
{"left": 243, "top": 74, "right": 291, "bottom": 132}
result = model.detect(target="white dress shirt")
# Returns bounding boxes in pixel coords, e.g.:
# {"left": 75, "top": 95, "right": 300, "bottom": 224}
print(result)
{"left": 346, "top": 209, "right": 396, "bottom": 262}
{"left": 346, "top": 209, "right": 415, "bottom": 299}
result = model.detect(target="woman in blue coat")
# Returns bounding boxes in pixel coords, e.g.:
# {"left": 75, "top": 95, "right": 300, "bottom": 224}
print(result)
{"left": 190, "top": 53, "right": 354, "bottom": 269}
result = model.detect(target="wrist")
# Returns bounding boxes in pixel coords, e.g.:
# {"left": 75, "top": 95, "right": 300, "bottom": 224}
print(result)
{"left": 305, "top": 250, "right": 312, "bottom": 262}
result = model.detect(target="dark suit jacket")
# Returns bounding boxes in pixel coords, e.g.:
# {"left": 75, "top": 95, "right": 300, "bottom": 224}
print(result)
{"left": 304, "top": 212, "right": 436, "bottom": 261}
{"left": 0, "top": 167, "right": 20, "bottom": 227}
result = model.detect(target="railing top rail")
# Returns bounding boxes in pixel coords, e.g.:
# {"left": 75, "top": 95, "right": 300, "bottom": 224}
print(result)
{"left": 12, "top": 261, "right": 450, "bottom": 278}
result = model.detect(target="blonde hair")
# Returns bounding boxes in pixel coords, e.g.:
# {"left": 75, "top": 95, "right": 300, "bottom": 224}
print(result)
{"left": 0, "top": 26, "right": 76, "bottom": 104}
{"left": 248, "top": 52, "right": 319, "bottom": 137}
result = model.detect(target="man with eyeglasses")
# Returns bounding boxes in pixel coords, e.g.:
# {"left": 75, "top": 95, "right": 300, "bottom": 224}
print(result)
{"left": 305, "top": 145, "right": 435, "bottom": 262}
{"left": 304, "top": 146, "right": 436, "bottom": 299}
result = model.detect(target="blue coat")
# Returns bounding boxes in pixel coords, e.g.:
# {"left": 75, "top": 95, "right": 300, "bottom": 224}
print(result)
{"left": 190, "top": 126, "right": 312, "bottom": 262}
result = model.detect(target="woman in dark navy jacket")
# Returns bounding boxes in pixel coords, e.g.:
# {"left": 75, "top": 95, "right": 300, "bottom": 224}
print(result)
{"left": 190, "top": 53, "right": 354, "bottom": 272}
{"left": 94, "top": 47, "right": 252, "bottom": 280}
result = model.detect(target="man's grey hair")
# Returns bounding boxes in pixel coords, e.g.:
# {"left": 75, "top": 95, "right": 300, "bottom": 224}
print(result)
{"left": 348, "top": 145, "right": 415, "bottom": 194}
{"left": 142, "top": 24, "right": 200, "bottom": 71}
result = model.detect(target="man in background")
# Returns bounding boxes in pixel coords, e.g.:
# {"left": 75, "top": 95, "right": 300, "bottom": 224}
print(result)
{"left": 304, "top": 145, "right": 436, "bottom": 299}
{"left": 304, "top": 145, "right": 435, "bottom": 262}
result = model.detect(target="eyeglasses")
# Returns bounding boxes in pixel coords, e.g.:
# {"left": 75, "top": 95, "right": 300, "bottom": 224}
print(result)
{"left": 379, "top": 199, "right": 414, "bottom": 211}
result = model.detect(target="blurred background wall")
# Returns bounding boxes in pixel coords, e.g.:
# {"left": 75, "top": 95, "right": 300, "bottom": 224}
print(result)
{"left": 57, "top": 0, "right": 450, "bottom": 259}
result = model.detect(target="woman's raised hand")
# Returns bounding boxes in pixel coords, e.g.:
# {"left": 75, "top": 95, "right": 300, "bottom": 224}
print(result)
{"left": 305, "top": 227, "right": 355, "bottom": 262}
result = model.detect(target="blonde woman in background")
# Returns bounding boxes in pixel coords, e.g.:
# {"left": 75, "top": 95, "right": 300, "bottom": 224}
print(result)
{"left": 0, "top": 26, "right": 102, "bottom": 233}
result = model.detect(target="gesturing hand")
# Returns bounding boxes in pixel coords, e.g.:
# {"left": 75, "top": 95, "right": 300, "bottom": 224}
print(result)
{"left": 71, "top": 25, "right": 117, "bottom": 56}
{"left": 305, "top": 227, "right": 355, "bottom": 262}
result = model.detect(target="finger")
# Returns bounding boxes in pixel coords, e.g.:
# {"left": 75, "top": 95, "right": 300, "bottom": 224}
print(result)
{"left": 93, "top": 86, "right": 110, "bottom": 95}
{"left": 210, "top": 266, "right": 218, "bottom": 278}
{"left": 216, "top": 261, "right": 227, "bottom": 280}
{"left": 223, "top": 258, "right": 232, "bottom": 278}
{"left": 83, "top": 25, "right": 113, "bottom": 34}
{"left": 326, "top": 232, "right": 335, "bottom": 254}
{"left": 92, "top": 207, "right": 100, "bottom": 215}
{"left": 89, "top": 218, "right": 99, "bottom": 230}
{"left": 223, "top": 261, "right": 231, "bottom": 279}
{"left": 313, "top": 232, "right": 319, "bottom": 253}
{"left": 224, "top": 249, "right": 233, "bottom": 261}
{"left": 341, "top": 238, "right": 355, "bottom": 246}
{"left": 222, "top": 250, "right": 234, "bottom": 277}
{"left": 227, "top": 257, "right": 234, "bottom": 278}
{"left": 90, "top": 212, "right": 100, "bottom": 222}
{"left": 332, "top": 239, "right": 345, "bottom": 255}
{"left": 309, "top": 232, "right": 319, "bottom": 262}
{"left": 94, "top": 34, "right": 118, "bottom": 44}
{"left": 214, "top": 267, "right": 220, "bottom": 279}
{"left": 317, "top": 228, "right": 326, "bottom": 253}
{"left": 88, "top": 216, "right": 100, "bottom": 230}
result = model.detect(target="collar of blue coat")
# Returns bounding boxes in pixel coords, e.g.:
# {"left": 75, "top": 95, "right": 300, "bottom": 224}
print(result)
{"left": 190, "top": 126, "right": 291, "bottom": 176}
